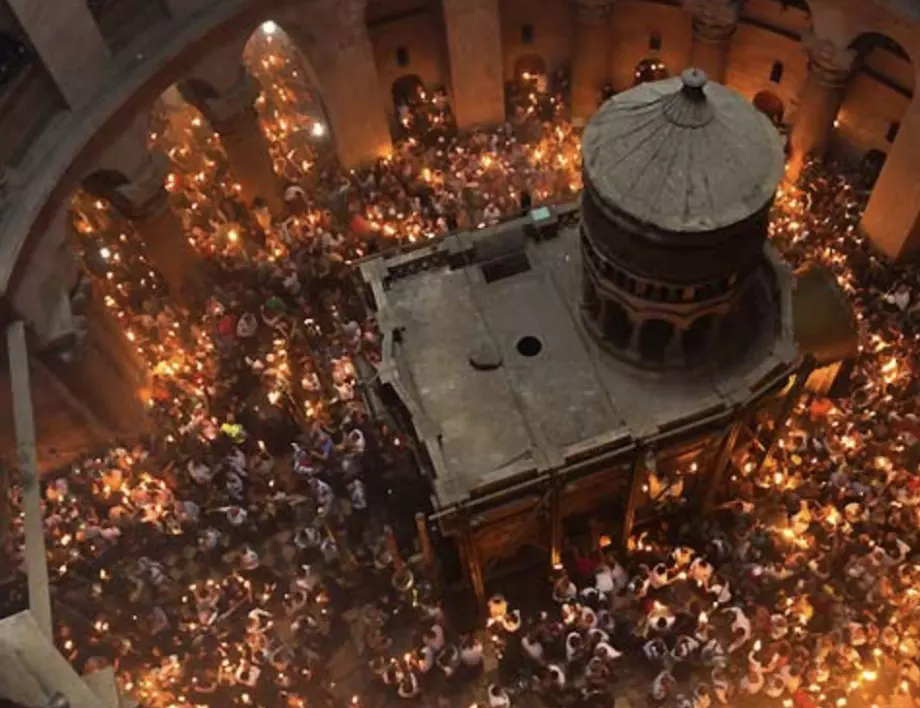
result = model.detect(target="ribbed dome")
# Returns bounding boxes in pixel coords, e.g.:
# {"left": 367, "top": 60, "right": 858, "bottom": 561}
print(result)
{"left": 582, "top": 68, "right": 785, "bottom": 234}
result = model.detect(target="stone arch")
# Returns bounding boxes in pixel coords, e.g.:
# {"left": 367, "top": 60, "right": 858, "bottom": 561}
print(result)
{"left": 633, "top": 58, "right": 669, "bottom": 87}
{"left": 268, "top": 0, "right": 394, "bottom": 167}
{"left": 242, "top": 19, "right": 337, "bottom": 164}
{"left": 513, "top": 53, "right": 547, "bottom": 80}
{"left": 638, "top": 318, "right": 674, "bottom": 363}
{"left": 177, "top": 77, "right": 222, "bottom": 106}
{"left": 81, "top": 169, "right": 133, "bottom": 216}
{"left": 392, "top": 73, "right": 426, "bottom": 110}
{"left": 603, "top": 299, "right": 633, "bottom": 349}
{"left": 848, "top": 32, "right": 914, "bottom": 92}
{"left": 752, "top": 91, "right": 785, "bottom": 126}
{"left": 682, "top": 314, "right": 716, "bottom": 365}
{"left": 861, "top": 148, "right": 887, "bottom": 187}
{"left": 582, "top": 277, "right": 601, "bottom": 321}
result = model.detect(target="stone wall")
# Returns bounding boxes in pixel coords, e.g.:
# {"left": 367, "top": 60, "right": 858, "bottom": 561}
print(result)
{"left": 499, "top": 0, "right": 573, "bottom": 82}
{"left": 367, "top": 2, "right": 450, "bottom": 121}
{"left": 609, "top": 0, "right": 693, "bottom": 91}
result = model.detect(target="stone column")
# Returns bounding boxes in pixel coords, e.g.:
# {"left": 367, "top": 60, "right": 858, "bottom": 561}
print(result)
{"left": 687, "top": 0, "right": 738, "bottom": 85}
{"left": 199, "top": 73, "right": 284, "bottom": 215}
{"left": 788, "top": 38, "right": 854, "bottom": 181}
{"left": 861, "top": 97, "right": 920, "bottom": 260}
{"left": 306, "top": 4, "right": 394, "bottom": 168}
{"left": 5, "top": 0, "right": 109, "bottom": 108}
{"left": 56, "top": 289, "right": 150, "bottom": 439}
{"left": 570, "top": 0, "right": 614, "bottom": 126}
{"left": 443, "top": 0, "right": 506, "bottom": 130}
{"left": 115, "top": 154, "right": 203, "bottom": 306}
{"left": 10, "top": 206, "right": 80, "bottom": 348}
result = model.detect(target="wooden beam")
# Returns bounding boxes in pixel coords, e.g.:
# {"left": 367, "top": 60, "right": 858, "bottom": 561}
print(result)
{"left": 549, "top": 481, "right": 564, "bottom": 570}
{"left": 415, "top": 512, "right": 435, "bottom": 575}
{"left": 621, "top": 450, "right": 648, "bottom": 548}
{"left": 751, "top": 359, "right": 815, "bottom": 479}
{"left": 703, "top": 420, "right": 743, "bottom": 513}
{"left": 459, "top": 517, "right": 485, "bottom": 608}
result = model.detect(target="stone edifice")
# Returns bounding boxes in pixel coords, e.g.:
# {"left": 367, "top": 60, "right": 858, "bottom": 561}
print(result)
{"left": 360, "top": 69, "right": 855, "bottom": 600}
{"left": 0, "top": 0, "right": 905, "bottom": 552}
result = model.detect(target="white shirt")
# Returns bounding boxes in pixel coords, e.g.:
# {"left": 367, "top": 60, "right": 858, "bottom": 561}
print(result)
{"left": 522, "top": 635, "right": 543, "bottom": 661}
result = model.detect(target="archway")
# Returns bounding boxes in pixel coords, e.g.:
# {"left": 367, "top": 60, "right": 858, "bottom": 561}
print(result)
{"left": 603, "top": 300, "right": 633, "bottom": 350}
{"left": 861, "top": 148, "right": 887, "bottom": 188}
{"left": 682, "top": 314, "right": 716, "bottom": 365}
{"left": 633, "top": 58, "right": 669, "bottom": 87}
{"left": 638, "top": 318, "right": 674, "bottom": 363}
{"left": 243, "top": 20, "right": 336, "bottom": 174}
{"left": 513, "top": 54, "right": 547, "bottom": 82}
{"left": 753, "top": 91, "right": 785, "bottom": 126}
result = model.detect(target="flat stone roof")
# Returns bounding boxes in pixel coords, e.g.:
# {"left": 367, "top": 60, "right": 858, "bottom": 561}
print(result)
{"left": 362, "top": 211, "right": 799, "bottom": 509}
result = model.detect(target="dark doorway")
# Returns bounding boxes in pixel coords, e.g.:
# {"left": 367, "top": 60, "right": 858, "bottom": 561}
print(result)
{"left": 861, "top": 149, "right": 887, "bottom": 188}
{"left": 638, "top": 319, "right": 674, "bottom": 363}
{"left": 633, "top": 58, "right": 669, "bottom": 86}
{"left": 753, "top": 90, "right": 785, "bottom": 125}
{"left": 513, "top": 53, "right": 547, "bottom": 81}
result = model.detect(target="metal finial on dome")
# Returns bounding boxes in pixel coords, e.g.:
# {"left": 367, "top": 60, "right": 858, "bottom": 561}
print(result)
{"left": 680, "top": 68, "right": 709, "bottom": 98}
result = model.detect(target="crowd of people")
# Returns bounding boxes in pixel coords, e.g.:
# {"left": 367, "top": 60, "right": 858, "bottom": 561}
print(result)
{"left": 0, "top": 21, "right": 917, "bottom": 708}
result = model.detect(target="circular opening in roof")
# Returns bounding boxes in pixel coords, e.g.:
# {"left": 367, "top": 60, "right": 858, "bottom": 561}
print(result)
{"left": 516, "top": 336, "right": 543, "bottom": 357}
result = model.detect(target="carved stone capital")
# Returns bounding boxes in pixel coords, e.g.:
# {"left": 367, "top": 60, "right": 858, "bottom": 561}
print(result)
{"left": 203, "top": 73, "right": 261, "bottom": 131}
{"left": 570, "top": 0, "right": 615, "bottom": 25}
{"left": 686, "top": 0, "right": 739, "bottom": 41}
{"left": 115, "top": 153, "right": 171, "bottom": 221}
{"left": 803, "top": 34, "right": 855, "bottom": 86}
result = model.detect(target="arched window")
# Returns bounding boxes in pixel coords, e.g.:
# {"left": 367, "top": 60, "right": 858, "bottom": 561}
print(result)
{"left": 603, "top": 300, "right": 633, "bottom": 349}
{"left": 769, "top": 60, "right": 784, "bottom": 84}
{"left": 638, "top": 319, "right": 674, "bottom": 363}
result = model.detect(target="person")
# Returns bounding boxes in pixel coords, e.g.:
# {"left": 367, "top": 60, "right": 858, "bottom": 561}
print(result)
{"left": 519, "top": 189, "right": 532, "bottom": 213}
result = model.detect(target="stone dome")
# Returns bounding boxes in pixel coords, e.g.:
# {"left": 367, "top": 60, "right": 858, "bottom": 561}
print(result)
{"left": 577, "top": 69, "right": 786, "bottom": 372}
{"left": 582, "top": 68, "right": 785, "bottom": 237}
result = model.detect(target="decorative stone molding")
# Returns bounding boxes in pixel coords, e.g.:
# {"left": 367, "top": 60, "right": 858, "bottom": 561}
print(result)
{"left": 686, "top": 0, "right": 739, "bottom": 41}
{"left": 802, "top": 34, "right": 856, "bottom": 86}
{"left": 0, "top": 165, "right": 23, "bottom": 213}
{"left": 570, "top": 0, "right": 615, "bottom": 25}
{"left": 203, "top": 72, "right": 261, "bottom": 133}
{"left": 115, "top": 153, "right": 171, "bottom": 221}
